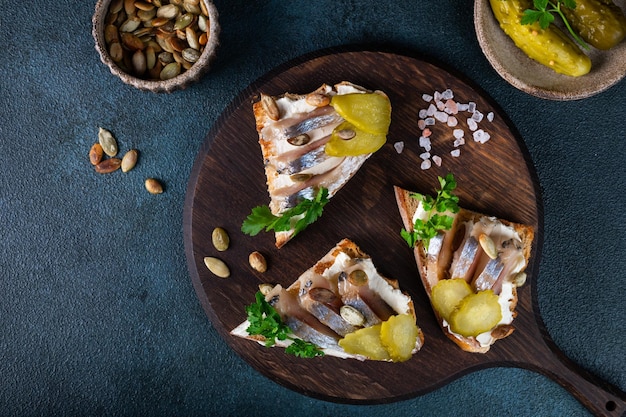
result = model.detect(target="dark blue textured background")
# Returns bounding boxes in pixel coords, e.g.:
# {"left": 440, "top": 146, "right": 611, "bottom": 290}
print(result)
{"left": 0, "top": 1, "right": 624, "bottom": 416}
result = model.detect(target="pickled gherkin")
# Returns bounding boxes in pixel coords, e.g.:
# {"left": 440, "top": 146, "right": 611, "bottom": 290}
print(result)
{"left": 490, "top": 0, "right": 592, "bottom": 76}
{"left": 562, "top": 0, "right": 626, "bottom": 50}
{"left": 448, "top": 291, "right": 502, "bottom": 337}
{"left": 338, "top": 324, "right": 391, "bottom": 360}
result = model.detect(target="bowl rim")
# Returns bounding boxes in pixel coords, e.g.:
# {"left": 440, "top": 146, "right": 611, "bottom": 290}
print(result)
{"left": 92, "top": 0, "right": 220, "bottom": 93}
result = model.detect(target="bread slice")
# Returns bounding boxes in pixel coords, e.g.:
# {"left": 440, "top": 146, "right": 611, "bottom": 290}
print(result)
{"left": 394, "top": 186, "right": 534, "bottom": 353}
{"left": 252, "top": 82, "right": 384, "bottom": 248}
{"left": 231, "top": 238, "right": 424, "bottom": 361}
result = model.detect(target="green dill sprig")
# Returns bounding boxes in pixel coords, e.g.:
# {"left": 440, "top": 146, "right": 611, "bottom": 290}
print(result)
{"left": 245, "top": 291, "right": 324, "bottom": 358}
{"left": 241, "top": 187, "right": 329, "bottom": 238}
{"left": 521, "top": 0, "right": 589, "bottom": 49}
{"left": 400, "top": 173, "right": 460, "bottom": 250}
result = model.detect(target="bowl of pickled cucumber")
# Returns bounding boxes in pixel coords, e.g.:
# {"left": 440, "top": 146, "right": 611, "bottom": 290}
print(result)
{"left": 475, "top": 0, "right": 626, "bottom": 100}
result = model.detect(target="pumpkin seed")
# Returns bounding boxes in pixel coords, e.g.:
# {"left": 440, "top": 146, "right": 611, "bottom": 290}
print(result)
{"left": 109, "top": 41, "right": 124, "bottom": 62}
{"left": 204, "top": 257, "right": 230, "bottom": 278}
{"left": 156, "top": 4, "right": 179, "bottom": 19}
{"left": 172, "top": 51, "right": 184, "bottom": 64}
{"left": 150, "top": 16, "right": 169, "bottom": 27}
{"left": 105, "top": 24, "right": 119, "bottom": 44}
{"left": 248, "top": 251, "right": 267, "bottom": 273}
{"left": 181, "top": 47, "right": 200, "bottom": 63}
{"left": 134, "top": 1, "right": 154, "bottom": 11}
{"left": 174, "top": 13, "right": 193, "bottom": 30}
{"left": 109, "top": 0, "right": 123, "bottom": 14}
{"left": 121, "top": 149, "right": 138, "bottom": 172}
{"left": 348, "top": 269, "right": 368, "bottom": 286}
{"left": 119, "top": 16, "right": 141, "bottom": 32}
{"left": 123, "top": 0, "right": 135, "bottom": 15}
{"left": 260, "top": 94, "right": 280, "bottom": 121}
{"left": 211, "top": 227, "right": 229, "bottom": 251}
{"left": 199, "top": 0, "right": 208, "bottom": 15}
{"left": 340, "top": 305, "right": 366, "bottom": 327}
{"left": 183, "top": 1, "right": 201, "bottom": 14}
{"left": 145, "top": 45, "right": 156, "bottom": 69}
{"left": 185, "top": 26, "right": 199, "bottom": 50}
{"left": 336, "top": 129, "right": 356, "bottom": 140}
{"left": 160, "top": 62, "right": 181, "bottom": 80}
{"left": 306, "top": 92, "right": 330, "bottom": 107}
{"left": 479, "top": 233, "right": 498, "bottom": 260}
{"left": 146, "top": 40, "right": 162, "bottom": 52}
{"left": 137, "top": 8, "right": 157, "bottom": 21}
{"left": 145, "top": 178, "right": 164, "bottom": 194}
{"left": 167, "top": 36, "right": 186, "bottom": 52}
{"left": 158, "top": 51, "right": 174, "bottom": 64}
{"left": 258, "top": 283, "right": 274, "bottom": 295}
{"left": 98, "top": 128, "right": 118, "bottom": 157}
{"left": 120, "top": 32, "right": 145, "bottom": 50}
{"left": 89, "top": 143, "right": 104, "bottom": 165}
{"left": 95, "top": 158, "right": 122, "bottom": 174}
{"left": 290, "top": 173, "right": 312, "bottom": 182}
{"left": 175, "top": 28, "right": 186, "bottom": 40}
{"left": 180, "top": 58, "right": 193, "bottom": 71}
{"left": 287, "top": 133, "right": 310, "bottom": 146}
{"left": 198, "top": 14, "right": 207, "bottom": 32}
{"left": 198, "top": 32, "right": 208, "bottom": 45}
{"left": 133, "top": 27, "right": 153, "bottom": 38}
{"left": 132, "top": 50, "right": 146, "bottom": 75}
{"left": 155, "top": 35, "right": 173, "bottom": 53}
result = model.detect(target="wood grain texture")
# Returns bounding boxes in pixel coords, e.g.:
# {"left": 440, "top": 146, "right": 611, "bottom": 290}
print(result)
{"left": 183, "top": 47, "right": 626, "bottom": 415}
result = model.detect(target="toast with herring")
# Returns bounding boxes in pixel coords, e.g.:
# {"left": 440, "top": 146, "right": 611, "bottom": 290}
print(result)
{"left": 394, "top": 184, "right": 534, "bottom": 353}
{"left": 250, "top": 82, "right": 391, "bottom": 248}
{"left": 231, "top": 238, "right": 424, "bottom": 361}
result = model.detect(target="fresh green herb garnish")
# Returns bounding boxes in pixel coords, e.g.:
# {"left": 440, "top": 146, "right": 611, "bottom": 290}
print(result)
{"left": 241, "top": 187, "right": 330, "bottom": 237}
{"left": 400, "top": 173, "right": 460, "bottom": 250}
{"left": 245, "top": 291, "right": 324, "bottom": 358}
{"left": 521, "top": 0, "right": 588, "bottom": 49}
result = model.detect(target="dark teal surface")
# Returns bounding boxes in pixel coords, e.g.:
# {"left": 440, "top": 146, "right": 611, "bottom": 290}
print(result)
{"left": 0, "top": 1, "right": 624, "bottom": 416}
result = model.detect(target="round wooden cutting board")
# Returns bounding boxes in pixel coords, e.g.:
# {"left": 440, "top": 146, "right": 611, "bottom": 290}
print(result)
{"left": 183, "top": 47, "right": 625, "bottom": 415}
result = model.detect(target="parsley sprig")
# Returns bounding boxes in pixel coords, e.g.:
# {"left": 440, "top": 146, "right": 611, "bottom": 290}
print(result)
{"left": 521, "top": 0, "right": 588, "bottom": 49}
{"left": 241, "top": 187, "right": 329, "bottom": 238}
{"left": 245, "top": 291, "right": 324, "bottom": 358}
{"left": 400, "top": 173, "right": 460, "bottom": 250}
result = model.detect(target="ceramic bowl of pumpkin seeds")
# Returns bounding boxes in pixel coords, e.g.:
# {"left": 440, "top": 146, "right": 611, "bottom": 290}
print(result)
{"left": 92, "top": 0, "right": 220, "bottom": 93}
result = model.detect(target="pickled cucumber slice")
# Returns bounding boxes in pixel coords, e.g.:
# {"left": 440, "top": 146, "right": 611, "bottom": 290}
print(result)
{"left": 431, "top": 279, "right": 473, "bottom": 321}
{"left": 380, "top": 314, "right": 420, "bottom": 362}
{"left": 448, "top": 290, "right": 502, "bottom": 337}
{"left": 338, "top": 324, "right": 390, "bottom": 360}
{"left": 325, "top": 121, "right": 387, "bottom": 157}
{"left": 330, "top": 93, "right": 391, "bottom": 134}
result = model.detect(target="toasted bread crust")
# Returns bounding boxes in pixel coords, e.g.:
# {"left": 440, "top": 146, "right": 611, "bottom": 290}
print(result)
{"left": 394, "top": 186, "right": 534, "bottom": 353}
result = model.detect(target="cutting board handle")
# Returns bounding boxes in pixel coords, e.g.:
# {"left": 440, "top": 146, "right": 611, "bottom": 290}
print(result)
{"left": 520, "top": 333, "right": 626, "bottom": 417}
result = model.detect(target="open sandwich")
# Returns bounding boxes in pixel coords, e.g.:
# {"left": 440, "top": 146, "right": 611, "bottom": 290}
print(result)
{"left": 395, "top": 186, "right": 534, "bottom": 353}
{"left": 231, "top": 238, "right": 424, "bottom": 361}
{"left": 252, "top": 82, "right": 391, "bottom": 248}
